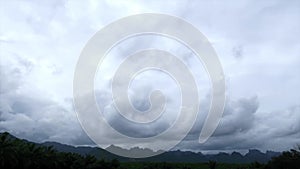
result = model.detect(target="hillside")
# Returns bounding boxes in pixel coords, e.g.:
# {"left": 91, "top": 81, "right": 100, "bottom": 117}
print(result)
{"left": 1, "top": 132, "right": 280, "bottom": 163}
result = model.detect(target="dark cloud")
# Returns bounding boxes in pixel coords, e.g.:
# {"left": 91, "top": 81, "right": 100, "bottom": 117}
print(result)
{"left": 0, "top": 0, "right": 299, "bottom": 153}
{"left": 213, "top": 96, "right": 258, "bottom": 136}
{"left": 0, "top": 56, "right": 93, "bottom": 145}
{"left": 175, "top": 97, "right": 300, "bottom": 152}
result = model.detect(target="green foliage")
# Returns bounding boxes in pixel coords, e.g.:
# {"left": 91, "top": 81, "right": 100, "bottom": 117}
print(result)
{"left": 265, "top": 146, "right": 300, "bottom": 169}
{"left": 0, "top": 132, "right": 120, "bottom": 169}
{"left": 207, "top": 160, "right": 217, "bottom": 169}
{"left": 1, "top": 132, "right": 299, "bottom": 169}
{"left": 249, "top": 161, "right": 264, "bottom": 169}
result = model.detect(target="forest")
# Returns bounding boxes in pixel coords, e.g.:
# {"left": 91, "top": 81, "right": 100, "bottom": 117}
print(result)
{"left": 1, "top": 132, "right": 299, "bottom": 169}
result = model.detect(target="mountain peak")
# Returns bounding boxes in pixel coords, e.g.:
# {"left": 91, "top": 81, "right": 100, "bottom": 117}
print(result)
{"left": 0, "top": 132, "right": 281, "bottom": 163}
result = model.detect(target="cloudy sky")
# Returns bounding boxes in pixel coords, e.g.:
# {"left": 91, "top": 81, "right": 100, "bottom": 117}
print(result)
{"left": 0, "top": 0, "right": 300, "bottom": 153}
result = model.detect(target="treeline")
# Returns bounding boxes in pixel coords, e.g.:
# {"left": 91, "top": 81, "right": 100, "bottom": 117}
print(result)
{"left": 265, "top": 147, "right": 300, "bottom": 169}
{"left": 1, "top": 132, "right": 299, "bottom": 169}
{"left": 0, "top": 132, "right": 120, "bottom": 169}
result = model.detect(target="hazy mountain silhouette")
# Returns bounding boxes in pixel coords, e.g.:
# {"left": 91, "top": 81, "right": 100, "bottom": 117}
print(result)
{"left": 2, "top": 132, "right": 280, "bottom": 163}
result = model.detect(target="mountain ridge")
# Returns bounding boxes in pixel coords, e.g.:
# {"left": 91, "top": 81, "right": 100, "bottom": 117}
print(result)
{"left": 1, "top": 132, "right": 281, "bottom": 163}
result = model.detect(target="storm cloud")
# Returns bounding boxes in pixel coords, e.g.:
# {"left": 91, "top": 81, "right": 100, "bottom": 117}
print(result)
{"left": 0, "top": 0, "right": 300, "bottom": 153}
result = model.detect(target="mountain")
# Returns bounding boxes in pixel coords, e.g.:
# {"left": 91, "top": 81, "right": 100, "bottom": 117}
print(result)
{"left": 41, "top": 142, "right": 280, "bottom": 163}
{"left": 41, "top": 141, "right": 125, "bottom": 161}
{"left": 1, "top": 132, "right": 280, "bottom": 163}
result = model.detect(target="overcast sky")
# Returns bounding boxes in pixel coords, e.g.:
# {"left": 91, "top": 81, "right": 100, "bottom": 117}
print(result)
{"left": 0, "top": 0, "right": 300, "bottom": 153}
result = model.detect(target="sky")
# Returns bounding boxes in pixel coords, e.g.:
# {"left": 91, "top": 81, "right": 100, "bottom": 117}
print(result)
{"left": 0, "top": 0, "right": 300, "bottom": 153}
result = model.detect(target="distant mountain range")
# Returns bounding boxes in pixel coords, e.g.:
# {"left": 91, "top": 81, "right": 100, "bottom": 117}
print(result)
{"left": 42, "top": 142, "right": 280, "bottom": 163}
{"left": 3, "top": 132, "right": 280, "bottom": 163}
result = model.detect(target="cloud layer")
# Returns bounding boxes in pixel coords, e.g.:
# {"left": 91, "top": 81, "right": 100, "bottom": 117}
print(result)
{"left": 0, "top": 0, "right": 300, "bottom": 152}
